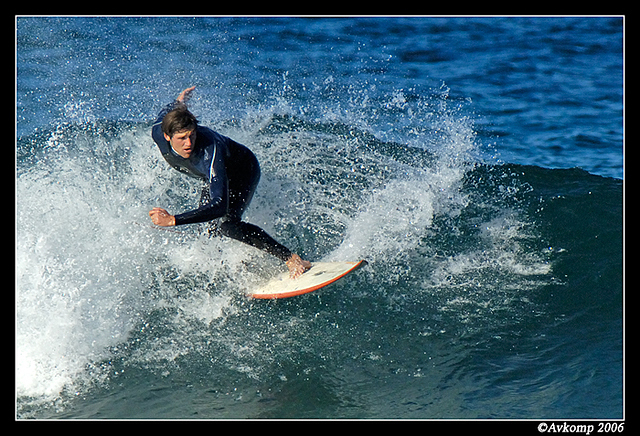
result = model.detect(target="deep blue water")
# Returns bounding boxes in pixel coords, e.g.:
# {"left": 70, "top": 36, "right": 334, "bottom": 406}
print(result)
{"left": 16, "top": 17, "right": 623, "bottom": 419}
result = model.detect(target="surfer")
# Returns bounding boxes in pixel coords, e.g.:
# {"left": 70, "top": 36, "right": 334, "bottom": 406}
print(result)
{"left": 149, "top": 86, "right": 311, "bottom": 279}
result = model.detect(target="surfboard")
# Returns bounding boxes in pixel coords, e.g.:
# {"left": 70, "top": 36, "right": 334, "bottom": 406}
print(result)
{"left": 250, "top": 260, "right": 366, "bottom": 299}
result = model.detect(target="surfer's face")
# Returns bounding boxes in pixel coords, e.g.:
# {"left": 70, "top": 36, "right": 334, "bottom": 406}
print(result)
{"left": 165, "top": 129, "right": 197, "bottom": 159}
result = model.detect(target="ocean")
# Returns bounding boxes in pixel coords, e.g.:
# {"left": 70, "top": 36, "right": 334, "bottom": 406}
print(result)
{"left": 16, "top": 17, "right": 623, "bottom": 419}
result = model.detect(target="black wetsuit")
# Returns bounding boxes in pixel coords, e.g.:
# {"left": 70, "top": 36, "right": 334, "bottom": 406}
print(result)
{"left": 151, "top": 101, "right": 292, "bottom": 262}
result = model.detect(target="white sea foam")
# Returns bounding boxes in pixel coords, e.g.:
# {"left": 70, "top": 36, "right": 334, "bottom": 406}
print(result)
{"left": 15, "top": 86, "right": 546, "bottom": 408}
{"left": 15, "top": 126, "right": 236, "bottom": 401}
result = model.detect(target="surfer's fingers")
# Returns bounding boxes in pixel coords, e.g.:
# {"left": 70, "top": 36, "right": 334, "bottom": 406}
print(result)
{"left": 177, "top": 86, "right": 196, "bottom": 102}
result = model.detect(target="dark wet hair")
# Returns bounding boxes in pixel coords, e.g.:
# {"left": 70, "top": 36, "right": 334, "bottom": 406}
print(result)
{"left": 161, "top": 105, "right": 198, "bottom": 137}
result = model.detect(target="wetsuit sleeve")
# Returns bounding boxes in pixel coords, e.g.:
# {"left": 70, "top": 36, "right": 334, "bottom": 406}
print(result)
{"left": 173, "top": 146, "right": 229, "bottom": 225}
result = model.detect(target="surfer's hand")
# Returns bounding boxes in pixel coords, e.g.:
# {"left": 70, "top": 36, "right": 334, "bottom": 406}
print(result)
{"left": 149, "top": 207, "right": 176, "bottom": 227}
{"left": 177, "top": 86, "right": 196, "bottom": 103}
{"left": 286, "top": 254, "right": 312, "bottom": 279}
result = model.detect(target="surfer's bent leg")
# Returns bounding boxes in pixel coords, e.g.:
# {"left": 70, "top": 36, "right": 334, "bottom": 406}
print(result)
{"left": 219, "top": 220, "right": 293, "bottom": 262}
{"left": 209, "top": 145, "right": 294, "bottom": 263}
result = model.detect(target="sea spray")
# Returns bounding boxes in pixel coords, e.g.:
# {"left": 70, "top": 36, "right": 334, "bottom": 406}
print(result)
{"left": 17, "top": 16, "right": 622, "bottom": 419}
{"left": 16, "top": 85, "right": 484, "bottom": 408}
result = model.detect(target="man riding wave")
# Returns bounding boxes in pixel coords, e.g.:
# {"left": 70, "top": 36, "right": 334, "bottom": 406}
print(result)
{"left": 149, "top": 86, "right": 311, "bottom": 278}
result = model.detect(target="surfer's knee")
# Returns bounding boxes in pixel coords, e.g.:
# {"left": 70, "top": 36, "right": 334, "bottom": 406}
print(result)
{"left": 218, "top": 219, "right": 239, "bottom": 237}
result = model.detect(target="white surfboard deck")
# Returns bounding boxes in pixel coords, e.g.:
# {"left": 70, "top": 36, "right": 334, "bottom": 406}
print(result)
{"left": 250, "top": 260, "right": 366, "bottom": 299}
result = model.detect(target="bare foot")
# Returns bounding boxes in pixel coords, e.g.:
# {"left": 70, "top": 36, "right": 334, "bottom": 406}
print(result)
{"left": 286, "top": 254, "right": 312, "bottom": 279}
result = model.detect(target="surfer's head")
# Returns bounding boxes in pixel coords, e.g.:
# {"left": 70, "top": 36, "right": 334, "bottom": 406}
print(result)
{"left": 162, "top": 106, "right": 198, "bottom": 159}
